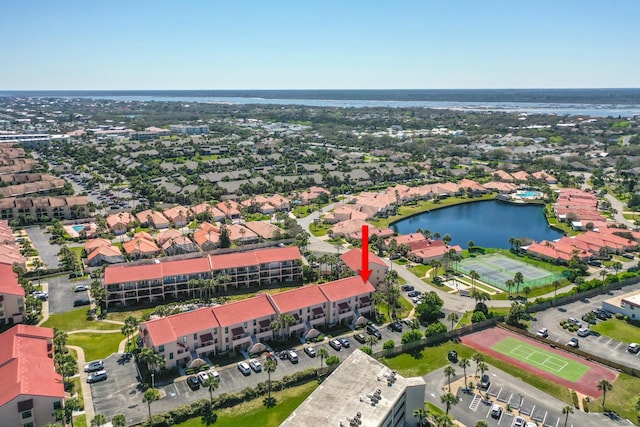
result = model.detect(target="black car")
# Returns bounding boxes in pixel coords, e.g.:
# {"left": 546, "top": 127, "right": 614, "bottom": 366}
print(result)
{"left": 388, "top": 322, "right": 403, "bottom": 332}
{"left": 366, "top": 325, "right": 382, "bottom": 339}
{"left": 407, "top": 290, "right": 422, "bottom": 298}
{"left": 480, "top": 374, "right": 491, "bottom": 390}
{"left": 73, "top": 298, "right": 90, "bottom": 307}
{"left": 401, "top": 285, "right": 414, "bottom": 292}
{"left": 186, "top": 376, "right": 200, "bottom": 390}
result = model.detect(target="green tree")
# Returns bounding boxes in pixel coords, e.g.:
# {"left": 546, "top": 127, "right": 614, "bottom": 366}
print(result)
{"left": 415, "top": 291, "right": 444, "bottom": 323}
{"left": 472, "top": 353, "right": 484, "bottom": 377}
{"left": 203, "top": 375, "right": 220, "bottom": 406}
{"left": 317, "top": 348, "right": 329, "bottom": 369}
{"left": 143, "top": 388, "right": 161, "bottom": 424}
{"left": 383, "top": 339, "right": 395, "bottom": 350}
{"left": 458, "top": 357, "right": 471, "bottom": 389}
{"left": 562, "top": 405, "right": 573, "bottom": 427}
{"left": 121, "top": 315, "right": 139, "bottom": 350}
{"left": 326, "top": 355, "right": 340, "bottom": 367}
{"left": 475, "top": 421, "right": 489, "bottom": 427}
{"left": 597, "top": 379, "right": 613, "bottom": 408}
{"left": 506, "top": 302, "right": 526, "bottom": 327}
{"left": 513, "top": 272, "right": 524, "bottom": 296}
{"left": 60, "top": 397, "right": 81, "bottom": 427}
{"left": 366, "top": 334, "right": 379, "bottom": 351}
{"left": 444, "top": 365, "right": 456, "bottom": 392}
{"left": 111, "top": 414, "right": 126, "bottom": 427}
{"left": 413, "top": 406, "right": 429, "bottom": 426}
{"left": 91, "top": 414, "right": 107, "bottom": 427}
{"left": 447, "top": 312, "right": 459, "bottom": 330}
{"left": 440, "top": 392, "right": 458, "bottom": 415}
{"left": 264, "top": 358, "right": 277, "bottom": 403}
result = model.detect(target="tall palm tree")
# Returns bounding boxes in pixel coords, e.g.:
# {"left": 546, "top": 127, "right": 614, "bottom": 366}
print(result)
{"left": 477, "top": 361, "right": 488, "bottom": 379}
{"left": 413, "top": 406, "right": 429, "bottom": 426}
{"left": 447, "top": 312, "right": 459, "bottom": 330}
{"left": 444, "top": 365, "right": 456, "bottom": 392}
{"left": 143, "top": 388, "right": 160, "bottom": 424}
{"left": 366, "top": 335, "right": 379, "bottom": 352}
{"left": 597, "top": 379, "right": 613, "bottom": 408}
{"left": 470, "top": 270, "right": 480, "bottom": 292}
{"left": 505, "top": 279, "right": 515, "bottom": 297}
{"left": 553, "top": 280, "right": 561, "bottom": 299}
{"left": 514, "top": 272, "right": 524, "bottom": 296}
{"left": 317, "top": 348, "right": 329, "bottom": 369}
{"left": 440, "top": 392, "right": 458, "bottom": 415}
{"left": 472, "top": 353, "right": 484, "bottom": 377}
{"left": 458, "top": 357, "right": 471, "bottom": 389}
{"left": 264, "top": 358, "right": 277, "bottom": 402}
{"left": 562, "top": 405, "right": 573, "bottom": 427}
{"left": 202, "top": 376, "right": 220, "bottom": 406}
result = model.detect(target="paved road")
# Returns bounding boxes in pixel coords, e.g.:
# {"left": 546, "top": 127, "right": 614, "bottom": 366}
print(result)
{"left": 25, "top": 227, "right": 61, "bottom": 269}
{"left": 46, "top": 275, "right": 93, "bottom": 314}
{"left": 604, "top": 194, "right": 635, "bottom": 228}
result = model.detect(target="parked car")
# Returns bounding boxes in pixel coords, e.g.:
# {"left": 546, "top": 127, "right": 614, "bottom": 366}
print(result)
{"left": 265, "top": 352, "right": 278, "bottom": 364}
{"left": 628, "top": 343, "right": 640, "bottom": 354}
{"left": 407, "top": 290, "right": 421, "bottom": 298}
{"left": 567, "top": 338, "right": 579, "bottom": 348}
{"left": 73, "top": 298, "right": 90, "bottom": 307}
{"left": 249, "top": 359, "right": 262, "bottom": 372}
{"left": 513, "top": 416, "right": 525, "bottom": 427}
{"left": 338, "top": 337, "right": 351, "bottom": 348}
{"left": 536, "top": 328, "right": 548, "bottom": 338}
{"left": 74, "top": 284, "right": 88, "bottom": 292}
{"left": 622, "top": 253, "right": 634, "bottom": 260}
{"left": 388, "top": 321, "right": 403, "bottom": 332}
{"left": 480, "top": 374, "right": 491, "bottom": 390}
{"left": 490, "top": 404, "right": 502, "bottom": 419}
{"left": 87, "top": 370, "right": 108, "bottom": 384}
{"left": 577, "top": 328, "right": 590, "bottom": 337}
{"left": 69, "top": 272, "right": 84, "bottom": 279}
{"left": 207, "top": 369, "right": 220, "bottom": 380}
{"left": 568, "top": 317, "right": 583, "bottom": 328}
{"left": 197, "top": 371, "right": 210, "bottom": 383}
{"left": 237, "top": 362, "right": 251, "bottom": 375}
{"left": 354, "top": 333, "right": 366, "bottom": 344}
{"left": 84, "top": 360, "right": 104, "bottom": 372}
{"left": 304, "top": 346, "right": 316, "bottom": 357}
{"left": 401, "top": 285, "right": 414, "bottom": 292}
{"left": 329, "top": 339, "right": 342, "bottom": 351}
{"left": 286, "top": 349, "right": 298, "bottom": 363}
{"left": 366, "top": 325, "right": 382, "bottom": 339}
{"left": 186, "top": 375, "right": 200, "bottom": 390}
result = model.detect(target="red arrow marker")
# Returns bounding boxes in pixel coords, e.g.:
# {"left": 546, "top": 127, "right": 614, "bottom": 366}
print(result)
{"left": 359, "top": 225, "right": 372, "bottom": 283}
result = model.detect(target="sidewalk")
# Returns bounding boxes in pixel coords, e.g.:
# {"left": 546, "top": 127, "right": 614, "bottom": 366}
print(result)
{"left": 68, "top": 345, "right": 95, "bottom": 422}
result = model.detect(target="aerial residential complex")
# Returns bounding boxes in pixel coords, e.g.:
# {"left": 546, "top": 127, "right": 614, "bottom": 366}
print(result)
{"left": 103, "top": 246, "right": 303, "bottom": 307}
{"left": 139, "top": 276, "right": 375, "bottom": 369}
{"left": 0, "top": 264, "right": 25, "bottom": 325}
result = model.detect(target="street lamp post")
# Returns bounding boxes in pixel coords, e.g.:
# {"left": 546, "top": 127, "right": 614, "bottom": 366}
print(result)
{"left": 151, "top": 373, "right": 155, "bottom": 389}
{"left": 518, "top": 393, "right": 524, "bottom": 415}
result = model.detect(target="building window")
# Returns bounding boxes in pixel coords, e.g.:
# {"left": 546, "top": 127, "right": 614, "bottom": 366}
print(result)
{"left": 53, "top": 401, "right": 62, "bottom": 410}
{"left": 169, "top": 352, "right": 174, "bottom": 360}
{"left": 23, "top": 423, "right": 34, "bottom": 427}
{"left": 21, "top": 410, "right": 32, "bottom": 419}
{"left": 158, "top": 345, "right": 164, "bottom": 353}
{"left": 193, "top": 333, "right": 197, "bottom": 340}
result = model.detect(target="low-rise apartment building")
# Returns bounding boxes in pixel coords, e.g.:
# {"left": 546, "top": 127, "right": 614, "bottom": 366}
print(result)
{"left": 139, "top": 276, "right": 375, "bottom": 369}
{"left": 0, "top": 196, "right": 88, "bottom": 222}
{"left": 0, "top": 325, "right": 65, "bottom": 427}
{"left": 0, "top": 264, "right": 25, "bottom": 325}
{"left": 104, "top": 247, "right": 303, "bottom": 308}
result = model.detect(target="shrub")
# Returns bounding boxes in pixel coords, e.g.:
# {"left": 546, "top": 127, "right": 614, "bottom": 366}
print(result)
{"left": 185, "top": 368, "right": 195, "bottom": 375}
{"left": 360, "top": 346, "right": 372, "bottom": 355}
{"left": 326, "top": 355, "right": 340, "bottom": 367}
{"left": 383, "top": 339, "right": 395, "bottom": 350}
{"left": 615, "top": 312, "right": 624, "bottom": 320}
{"left": 571, "top": 390, "right": 579, "bottom": 408}
{"left": 198, "top": 364, "right": 210, "bottom": 372}
{"left": 401, "top": 329, "right": 423, "bottom": 344}
{"left": 471, "top": 311, "right": 487, "bottom": 323}
{"left": 424, "top": 321, "right": 447, "bottom": 337}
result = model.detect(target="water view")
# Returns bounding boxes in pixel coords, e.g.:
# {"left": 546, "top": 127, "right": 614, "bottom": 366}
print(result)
{"left": 391, "top": 200, "right": 564, "bottom": 249}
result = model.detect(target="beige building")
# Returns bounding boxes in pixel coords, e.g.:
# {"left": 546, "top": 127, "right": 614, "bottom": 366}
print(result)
{"left": 0, "top": 264, "right": 25, "bottom": 325}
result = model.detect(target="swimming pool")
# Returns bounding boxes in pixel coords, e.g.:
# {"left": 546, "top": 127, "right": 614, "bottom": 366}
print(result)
{"left": 72, "top": 225, "right": 85, "bottom": 233}
{"left": 517, "top": 191, "right": 542, "bottom": 198}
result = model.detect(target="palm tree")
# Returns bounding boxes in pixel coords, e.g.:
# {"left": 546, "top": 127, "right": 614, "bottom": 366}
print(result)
{"left": 63, "top": 397, "right": 81, "bottom": 427}
{"left": 612, "top": 261, "right": 623, "bottom": 275}
{"left": 597, "top": 379, "right": 613, "bottom": 408}
{"left": 477, "top": 361, "right": 488, "bottom": 379}
{"left": 444, "top": 365, "right": 456, "bottom": 392}
{"left": 431, "top": 259, "right": 442, "bottom": 277}
{"left": 202, "top": 375, "right": 220, "bottom": 406}
{"left": 600, "top": 269, "right": 607, "bottom": 281}
{"left": 317, "top": 348, "right": 329, "bottom": 369}
{"left": 467, "top": 240, "right": 475, "bottom": 250}
{"left": 447, "top": 312, "right": 459, "bottom": 330}
{"left": 523, "top": 286, "right": 531, "bottom": 302}
{"left": 472, "top": 352, "right": 484, "bottom": 377}
{"left": 505, "top": 279, "right": 515, "bottom": 297}
{"left": 440, "top": 392, "right": 458, "bottom": 415}
{"left": 458, "top": 357, "right": 471, "bottom": 389}
{"left": 264, "top": 358, "right": 277, "bottom": 402}
{"left": 111, "top": 414, "right": 126, "bottom": 427}
{"left": 91, "top": 414, "right": 107, "bottom": 427}
{"left": 508, "top": 236, "right": 515, "bottom": 250}
{"left": 121, "top": 315, "right": 138, "bottom": 350}
{"left": 562, "top": 405, "right": 574, "bottom": 427}
{"left": 553, "top": 280, "right": 561, "bottom": 299}
{"left": 413, "top": 406, "right": 429, "bottom": 426}
{"left": 366, "top": 335, "right": 379, "bottom": 352}
{"left": 514, "top": 272, "right": 524, "bottom": 296}
{"left": 434, "top": 413, "right": 453, "bottom": 427}
{"left": 470, "top": 270, "right": 480, "bottom": 292}
{"left": 139, "top": 347, "right": 166, "bottom": 374}
{"left": 143, "top": 388, "right": 161, "bottom": 424}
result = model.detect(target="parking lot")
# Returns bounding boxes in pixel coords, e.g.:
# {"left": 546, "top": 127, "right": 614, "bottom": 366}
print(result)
{"left": 46, "top": 275, "right": 93, "bottom": 314}
{"left": 425, "top": 365, "right": 623, "bottom": 427}
{"left": 90, "top": 353, "right": 145, "bottom": 426}
{"left": 532, "top": 284, "right": 640, "bottom": 368}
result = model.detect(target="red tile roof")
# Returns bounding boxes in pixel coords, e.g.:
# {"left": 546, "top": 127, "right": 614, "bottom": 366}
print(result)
{"left": 143, "top": 307, "right": 219, "bottom": 346}
{"left": 319, "top": 276, "right": 375, "bottom": 302}
{"left": 268, "top": 285, "right": 328, "bottom": 314}
{"left": 212, "top": 293, "right": 276, "bottom": 327}
{"left": 340, "top": 248, "right": 388, "bottom": 271}
{"left": 0, "top": 263, "right": 24, "bottom": 296}
{"left": 0, "top": 325, "right": 64, "bottom": 407}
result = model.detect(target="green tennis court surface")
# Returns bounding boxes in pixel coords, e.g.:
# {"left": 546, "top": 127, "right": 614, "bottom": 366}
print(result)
{"left": 491, "top": 336, "right": 589, "bottom": 381}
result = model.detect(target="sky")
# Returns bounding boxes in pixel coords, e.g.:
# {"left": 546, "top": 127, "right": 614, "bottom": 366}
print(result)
{"left": 1, "top": 0, "right": 639, "bottom": 90}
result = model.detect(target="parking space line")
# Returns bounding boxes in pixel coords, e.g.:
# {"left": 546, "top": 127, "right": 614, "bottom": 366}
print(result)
{"left": 615, "top": 342, "right": 624, "bottom": 350}
{"left": 606, "top": 338, "right": 612, "bottom": 345}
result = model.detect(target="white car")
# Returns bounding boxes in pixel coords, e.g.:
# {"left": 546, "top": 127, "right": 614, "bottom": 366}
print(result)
{"left": 207, "top": 368, "right": 220, "bottom": 379}
{"left": 513, "top": 416, "right": 525, "bottom": 427}
{"left": 249, "top": 359, "right": 262, "bottom": 372}
{"left": 237, "top": 362, "right": 251, "bottom": 375}
{"left": 577, "top": 328, "right": 590, "bottom": 337}
{"left": 197, "top": 371, "right": 209, "bottom": 383}
{"left": 536, "top": 328, "right": 548, "bottom": 338}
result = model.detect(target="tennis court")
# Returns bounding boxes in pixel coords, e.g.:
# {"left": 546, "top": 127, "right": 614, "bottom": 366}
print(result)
{"left": 458, "top": 253, "right": 561, "bottom": 291}
{"left": 492, "top": 336, "right": 589, "bottom": 381}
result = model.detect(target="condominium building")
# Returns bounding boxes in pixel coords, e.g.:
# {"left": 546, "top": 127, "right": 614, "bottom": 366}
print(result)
{"left": 0, "top": 325, "right": 65, "bottom": 427}
{"left": 139, "top": 276, "right": 375, "bottom": 369}
{"left": 0, "top": 263, "right": 25, "bottom": 325}
{"left": 169, "top": 124, "right": 209, "bottom": 135}
{"left": 0, "top": 196, "right": 88, "bottom": 222}
{"left": 281, "top": 350, "right": 426, "bottom": 427}
{"left": 103, "top": 247, "right": 303, "bottom": 308}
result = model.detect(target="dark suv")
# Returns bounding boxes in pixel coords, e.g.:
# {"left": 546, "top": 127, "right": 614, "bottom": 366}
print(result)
{"left": 388, "top": 322, "right": 403, "bottom": 332}
{"left": 366, "top": 325, "right": 382, "bottom": 339}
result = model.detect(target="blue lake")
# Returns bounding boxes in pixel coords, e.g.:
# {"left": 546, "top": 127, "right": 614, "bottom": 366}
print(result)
{"left": 391, "top": 200, "right": 563, "bottom": 249}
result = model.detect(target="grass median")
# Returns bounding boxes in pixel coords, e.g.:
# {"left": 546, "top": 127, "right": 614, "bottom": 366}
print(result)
{"left": 67, "top": 332, "right": 124, "bottom": 361}
{"left": 42, "top": 308, "right": 122, "bottom": 332}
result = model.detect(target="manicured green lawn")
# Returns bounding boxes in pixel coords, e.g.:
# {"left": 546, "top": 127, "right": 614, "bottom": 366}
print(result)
{"left": 174, "top": 381, "right": 318, "bottom": 427}
{"left": 73, "top": 414, "right": 87, "bottom": 427}
{"left": 309, "top": 223, "right": 331, "bottom": 237}
{"left": 491, "top": 336, "right": 589, "bottom": 381}
{"left": 591, "top": 318, "right": 640, "bottom": 343}
{"left": 409, "top": 264, "right": 431, "bottom": 278}
{"left": 70, "top": 376, "right": 85, "bottom": 409}
{"left": 106, "top": 307, "right": 155, "bottom": 323}
{"left": 42, "top": 308, "right": 122, "bottom": 332}
{"left": 67, "top": 332, "right": 125, "bottom": 361}
{"left": 585, "top": 373, "right": 640, "bottom": 421}
{"left": 381, "top": 342, "right": 476, "bottom": 378}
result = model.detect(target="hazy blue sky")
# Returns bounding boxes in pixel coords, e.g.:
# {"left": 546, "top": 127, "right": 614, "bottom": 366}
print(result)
{"left": 1, "top": 1, "right": 638, "bottom": 90}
